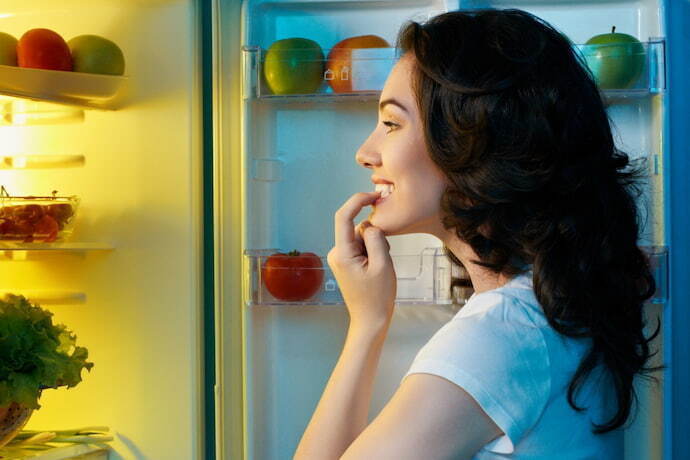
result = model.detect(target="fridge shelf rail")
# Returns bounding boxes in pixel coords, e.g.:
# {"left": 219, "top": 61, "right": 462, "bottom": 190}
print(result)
{"left": 242, "top": 39, "right": 665, "bottom": 100}
{"left": 0, "top": 96, "right": 86, "bottom": 125}
{"left": 0, "top": 65, "right": 127, "bottom": 110}
{"left": 244, "top": 245, "right": 669, "bottom": 307}
{"left": 244, "top": 247, "right": 452, "bottom": 306}
{"left": 0, "top": 242, "right": 114, "bottom": 261}
{"left": 0, "top": 289, "right": 86, "bottom": 305}
{"left": 0, "top": 155, "right": 85, "bottom": 169}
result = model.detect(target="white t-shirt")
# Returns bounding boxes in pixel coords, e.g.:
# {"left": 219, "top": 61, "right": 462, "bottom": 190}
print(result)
{"left": 402, "top": 270, "right": 622, "bottom": 459}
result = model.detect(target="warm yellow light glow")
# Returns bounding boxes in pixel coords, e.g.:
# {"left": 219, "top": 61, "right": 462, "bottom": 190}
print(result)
{"left": 11, "top": 156, "right": 27, "bottom": 168}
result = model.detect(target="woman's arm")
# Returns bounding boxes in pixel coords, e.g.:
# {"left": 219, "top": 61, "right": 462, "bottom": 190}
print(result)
{"left": 293, "top": 323, "right": 388, "bottom": 460}
{"left": 294, "top": 191, "right": 396, "bottom": 459}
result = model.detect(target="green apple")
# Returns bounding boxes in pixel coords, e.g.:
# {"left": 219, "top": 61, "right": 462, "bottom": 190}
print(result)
{"left": 0, "top": 32, "right": 18, "bottom": 66}
{"left": 67, "top": 34, "right": 125, "bottom": 75}
{"left": 582, "top": 26, "right": 645, "bottom": 90}
{"left": 263, "top": 37, "right": 324, "bottom": 95}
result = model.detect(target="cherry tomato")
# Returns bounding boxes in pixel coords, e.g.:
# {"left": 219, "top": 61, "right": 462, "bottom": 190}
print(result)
{"left": 34, "top": 214, "right": 59, "bottom": 242}
{"left": 262, "top": 250, "right": 324, "bottom": 301}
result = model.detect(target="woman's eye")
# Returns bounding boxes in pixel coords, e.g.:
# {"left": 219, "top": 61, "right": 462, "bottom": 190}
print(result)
{"left": 382, "top": 121, "right": 399, "bottom": 133}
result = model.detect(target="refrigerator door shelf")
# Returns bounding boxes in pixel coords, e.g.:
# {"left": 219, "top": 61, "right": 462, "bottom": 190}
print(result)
{"left": 0, "top": 242, "right": 114, "bottom": 261}
{"left": 243, "top": 45, "right": 397, "bottom": 100}
{"left": 244, "top": 246, "right": 453, "bottom": 306}
{"left": 576, "top": 39, "right": 666, "bottom": 96}
{"left": 0, "top": 64, "right": 127, "bottom": 110}
{"left": 242, "top": 39, "right": 666, "bottom": 101}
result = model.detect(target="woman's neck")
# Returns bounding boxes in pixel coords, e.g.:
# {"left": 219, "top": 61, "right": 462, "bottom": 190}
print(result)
{"left": 443, "top": 234, "right": 513, "bottom": 294}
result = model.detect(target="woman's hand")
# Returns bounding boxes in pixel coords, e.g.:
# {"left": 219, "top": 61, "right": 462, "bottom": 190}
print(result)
{"left": 327, "top": 191, "right": 397, "bottom": 333}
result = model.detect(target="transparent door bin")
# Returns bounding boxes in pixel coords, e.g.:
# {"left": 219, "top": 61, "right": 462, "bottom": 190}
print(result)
{"left": 244, "top": 247, "right": 452, "bottom": 306}
{"left": 575, "top": 39, "right": 665, "bottom": 97}
{"left": 0, "top": 65, "right": 127, "bottom": 109}
{"left": 242, "top": 46, "right": 397, "bottom": 101}
{"left": 243, "top": 39, "right": 665, "bottom": 101}
{"left": 645, "top": 245, "right": 668, "bottom": 304}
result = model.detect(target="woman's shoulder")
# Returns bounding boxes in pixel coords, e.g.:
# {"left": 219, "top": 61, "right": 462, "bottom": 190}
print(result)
{"left": 454, "top": 270, "right": 547, "bottom": 330}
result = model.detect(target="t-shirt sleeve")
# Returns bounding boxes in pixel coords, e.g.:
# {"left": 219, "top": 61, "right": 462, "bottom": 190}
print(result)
{"left": 401, "top": 292, "right": 551, "bottom": 454}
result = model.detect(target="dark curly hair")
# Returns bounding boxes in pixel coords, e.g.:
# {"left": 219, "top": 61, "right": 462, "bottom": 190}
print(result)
{"left": 397, "top": 8, "right": 661, "bottom": 434}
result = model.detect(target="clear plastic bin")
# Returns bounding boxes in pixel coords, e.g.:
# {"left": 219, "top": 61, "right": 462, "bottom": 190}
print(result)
{"left": 244, "top": 247, "right": 452, "bottom": 306}
{"left": 244, "top": 245, "right": 668, "bottom": 307}
{"left": 243, "top": 45, "right": 397, "bottom": 100}
{"left": 243, "top": 39, "right": 665, "bottom": 101}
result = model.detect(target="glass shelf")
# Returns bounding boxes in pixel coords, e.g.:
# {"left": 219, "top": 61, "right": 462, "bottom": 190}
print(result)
{"left": 244, "top": 247, "right": 451, "bottom": 306}
{"left": 0, "top": 290, "right": 86, "bottom": 305}
{"left": 243, "top": 39, "right": 665, "bottom": 101}
{"left": 0, "top": 65, "right": 127, "bottom": 110}
{"left": 0, "top": 441, "right": 108, "bottom": 459}
{"left": 0, "top": 155, "right": 85, "bottom": 169}
{"left": 0, "top": 242, "right": 114, "bottom": 261}
{"left": 244, "top": 245, "right": 668, "bottom": 307}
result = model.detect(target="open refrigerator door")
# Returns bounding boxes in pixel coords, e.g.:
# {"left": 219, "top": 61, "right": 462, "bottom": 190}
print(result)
{"left": 0, "top": 0, "right": 205, "bottom": 459}
{"left": 214, "top": 0, "right": 673, "bottom": 459}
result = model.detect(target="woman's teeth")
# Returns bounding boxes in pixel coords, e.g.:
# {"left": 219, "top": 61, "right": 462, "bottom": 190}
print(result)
{"left": 375, "top": 183, "right": 394, "bottom": 198}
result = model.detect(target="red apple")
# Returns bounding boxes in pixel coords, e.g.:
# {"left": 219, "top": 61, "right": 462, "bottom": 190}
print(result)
{"left": 17, "top": 28, "right": 72, "bottom": 71}
{"left": 326, "top": 35, "right": 390, "bottom": 93}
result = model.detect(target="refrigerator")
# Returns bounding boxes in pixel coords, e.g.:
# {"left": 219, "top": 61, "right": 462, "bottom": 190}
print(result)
{"left": 1, "top": 0, "right": 688, "bottom": 459}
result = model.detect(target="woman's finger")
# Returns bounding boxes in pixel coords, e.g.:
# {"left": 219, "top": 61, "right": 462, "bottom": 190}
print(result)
{"left": 334, "top": 192, "right": 380, "bottom": 252}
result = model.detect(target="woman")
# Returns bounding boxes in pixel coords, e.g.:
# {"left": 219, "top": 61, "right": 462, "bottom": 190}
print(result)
{"left": 294, "top": 8, "right": 659, "bottom": 459}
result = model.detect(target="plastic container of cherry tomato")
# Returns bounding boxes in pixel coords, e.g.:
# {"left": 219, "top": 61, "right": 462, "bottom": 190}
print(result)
{"left": 0, "top": 189, "right": 80, "bottom": 243}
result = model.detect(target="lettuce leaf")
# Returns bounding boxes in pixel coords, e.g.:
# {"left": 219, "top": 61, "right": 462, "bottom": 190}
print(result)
{"left": 0, "top": 295, "right": 93, "bottom": 409}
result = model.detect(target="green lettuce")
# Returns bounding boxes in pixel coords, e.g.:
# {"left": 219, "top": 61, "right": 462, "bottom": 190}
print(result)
{"left": 0, "top": 295, "right": 94, "bottom": 409}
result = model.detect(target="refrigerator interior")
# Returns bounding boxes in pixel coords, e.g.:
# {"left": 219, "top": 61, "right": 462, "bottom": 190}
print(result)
{"left": 219, "top": 0, "right": 670, "bottom": 459}
{"left": 0, "top": 0, "right": 204, "bottom": 459}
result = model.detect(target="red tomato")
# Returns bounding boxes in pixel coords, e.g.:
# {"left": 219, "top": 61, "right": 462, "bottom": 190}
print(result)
{"left": 262, "top": 250, "right": 324, "bottom": 301}
{"left": 17, "top": 29, "right": 73, "bottom": 71}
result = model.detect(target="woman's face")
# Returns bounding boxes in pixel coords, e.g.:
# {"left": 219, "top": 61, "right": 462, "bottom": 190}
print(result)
{"left": 356, "top": 54, "right": 449, "bottom": 237}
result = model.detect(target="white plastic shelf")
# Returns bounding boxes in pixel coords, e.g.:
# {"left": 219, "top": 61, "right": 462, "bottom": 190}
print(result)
{"left": 244, "top": 247, "right": 451, "bottom": 306}
{"left": 243, "top": 39, "right": 665, "bottom": 102}
{"left": 0, "top": 65, "right": 127, "bottom": 110}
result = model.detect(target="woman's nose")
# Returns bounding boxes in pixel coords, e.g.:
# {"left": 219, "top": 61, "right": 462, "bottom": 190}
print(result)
{"left": 355, "top": 133, "right": 382, "bottom": 169}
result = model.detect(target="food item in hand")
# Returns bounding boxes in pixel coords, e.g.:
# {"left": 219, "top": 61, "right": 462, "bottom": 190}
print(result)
{"left": 262, "top": 250, "right": 325, "bottom": 301}
{"left": 263, "top": 38, "right": 324, "bottom": 94}
{"left": 326, "top": 34, "right": 390, "bottom": 93}
{"left": 17, "top": 28, "right": 72, "bottom": 71}
{"left": 582, "top": 26, "right": 645, "bottom": 90}
{"left": 68, "top": 34, "right": 125, "bottom": 75}
{"left": 0, "top": 32, "right": 18, "bottom": 66}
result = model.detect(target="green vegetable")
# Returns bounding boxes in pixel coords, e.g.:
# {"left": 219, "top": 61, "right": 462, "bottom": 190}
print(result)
{"left": 0, "top": 295, "right": 94, "bottom": 409}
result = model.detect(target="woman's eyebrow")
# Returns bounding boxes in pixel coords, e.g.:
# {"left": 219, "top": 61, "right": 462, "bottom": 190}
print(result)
{"left": 379, "top": 98, "right": 409, "bottom": 114}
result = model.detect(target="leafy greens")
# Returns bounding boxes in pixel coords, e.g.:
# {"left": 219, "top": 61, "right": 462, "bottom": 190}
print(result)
{"left": 0, "top": 295, "right": 93, "bottom": 409}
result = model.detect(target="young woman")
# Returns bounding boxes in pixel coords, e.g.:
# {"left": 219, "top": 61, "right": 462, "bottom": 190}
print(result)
{"left": 294, "top": 8, "right": 659, "bottom": 459}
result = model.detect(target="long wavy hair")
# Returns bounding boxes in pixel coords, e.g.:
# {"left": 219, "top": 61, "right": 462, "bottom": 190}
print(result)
{"left": 397, "top": 8, "right": 660, "bottom": 433}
